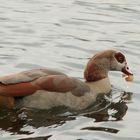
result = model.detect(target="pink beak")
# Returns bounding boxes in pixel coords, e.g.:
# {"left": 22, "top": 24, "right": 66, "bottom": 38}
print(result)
{"left": 122, "top": 65, "right": 133, "bottom": 75}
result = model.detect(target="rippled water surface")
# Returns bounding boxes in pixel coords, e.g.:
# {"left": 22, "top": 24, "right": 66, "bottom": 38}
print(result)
{"left": 0, "top": 0, "right": 140, "bottom": 139}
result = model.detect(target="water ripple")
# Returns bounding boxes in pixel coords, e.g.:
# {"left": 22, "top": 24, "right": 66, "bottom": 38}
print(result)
{"left": 0, "top": 0, "right": 140, "bottom": 139}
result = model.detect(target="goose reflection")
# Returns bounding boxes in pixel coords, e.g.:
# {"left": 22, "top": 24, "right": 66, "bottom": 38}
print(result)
{"left": 84, "top": 91, "right": 133, "bottom": 122}
{"left": 0, "top": 91, "right": 133, "bottom": 135}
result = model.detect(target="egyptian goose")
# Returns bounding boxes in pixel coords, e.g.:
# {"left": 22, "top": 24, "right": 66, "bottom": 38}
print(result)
{"left": 0, "top": 49, "right": 133, "bottom": 110}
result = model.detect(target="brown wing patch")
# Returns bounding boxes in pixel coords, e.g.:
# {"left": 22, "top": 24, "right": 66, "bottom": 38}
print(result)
{"left": 32, "top": 75, "right": 76, "bottom": 92}
{"left": 32, "top": 75, "right": 90, "bottom": 96}
{"left": 0, "top": 74, "right": 90, "bottom": 98}
{"left": 0, "top": 82, "right": 38, "bottom": 97}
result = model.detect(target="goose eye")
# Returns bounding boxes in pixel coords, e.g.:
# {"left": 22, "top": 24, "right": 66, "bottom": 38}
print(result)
{"left": 118, "top": 56, "right": 124, "bottom": 63}
{"left": 115, "top": 52, "right": 125, "bottom": 63}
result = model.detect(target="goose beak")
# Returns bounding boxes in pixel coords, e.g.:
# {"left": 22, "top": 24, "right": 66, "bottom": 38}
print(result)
{"left": 122, "top": 65, "right": 133, "bottom": 76}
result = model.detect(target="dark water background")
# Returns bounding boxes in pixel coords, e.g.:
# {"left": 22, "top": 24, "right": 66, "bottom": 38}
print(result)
{"left": 0, "top": 0, "right": 140, "bottom": 139}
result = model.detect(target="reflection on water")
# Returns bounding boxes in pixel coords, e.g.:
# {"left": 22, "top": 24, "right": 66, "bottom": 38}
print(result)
{"left": 0, "top": 0, "right": 140, "bottom": 139}
{"left": 0, "top": 91, "right": 132, "bottom": 139}
{"left": 20, "top": 135, "right": 52, "bottom": 140}
{"left": 81, "top": 126, "right": 119, "bottom": 134}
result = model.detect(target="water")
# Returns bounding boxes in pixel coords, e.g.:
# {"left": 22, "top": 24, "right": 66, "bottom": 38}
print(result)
{"left": 0, "top": 0, "right": 140, "bottom": 139}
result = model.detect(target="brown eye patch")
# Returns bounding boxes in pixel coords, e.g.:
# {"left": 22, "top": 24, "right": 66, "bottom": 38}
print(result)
{"left": 115, "top": 52, "right": 125, "bottom": 63}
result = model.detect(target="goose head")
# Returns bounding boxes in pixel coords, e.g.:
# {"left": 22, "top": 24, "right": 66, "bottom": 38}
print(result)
{"left": 84, "top": 49, "right": 133, "bottom": 82}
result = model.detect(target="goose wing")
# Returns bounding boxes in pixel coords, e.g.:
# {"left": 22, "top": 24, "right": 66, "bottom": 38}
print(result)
{"left": 0, "top": 68, "right": 65, "bottom": 85}
{"left": 0, "top": 74, "right": 90, "bottom": 97}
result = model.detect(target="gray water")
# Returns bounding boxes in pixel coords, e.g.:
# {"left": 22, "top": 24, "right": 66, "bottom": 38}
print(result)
{"left": 0, "top": 0, "right": 140, "bottom": 139}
